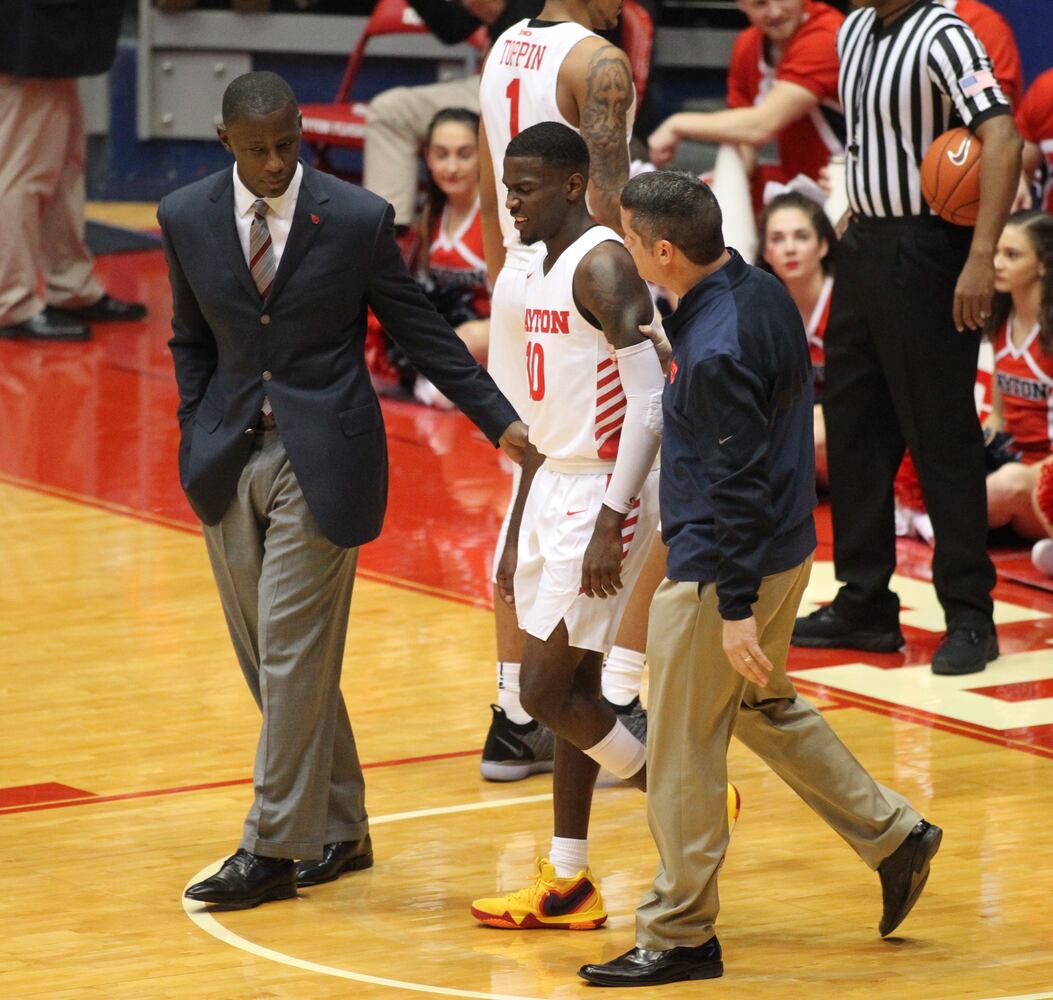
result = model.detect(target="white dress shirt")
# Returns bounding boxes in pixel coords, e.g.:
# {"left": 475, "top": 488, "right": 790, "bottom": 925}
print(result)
{"left": 232, "top": 161, "right": 303, "bottom": 270}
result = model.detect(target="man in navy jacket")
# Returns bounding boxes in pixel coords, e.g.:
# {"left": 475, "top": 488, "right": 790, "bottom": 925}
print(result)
{"left": 165, "top": 72, "right": 526, "bottom": 909}
{"left": 579, "top": 171, "right": 939, "bottom": 987}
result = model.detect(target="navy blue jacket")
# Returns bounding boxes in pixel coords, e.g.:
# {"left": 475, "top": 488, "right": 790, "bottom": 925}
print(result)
{"left": 660, "top": 250, "right": 816, "bottom": 619}
{"left": 159, "top": 164, "right": 519, "bottom": 549}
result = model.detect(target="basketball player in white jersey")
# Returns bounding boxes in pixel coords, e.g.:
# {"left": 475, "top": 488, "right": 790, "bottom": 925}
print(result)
{"left": 477, "top": 0, "right": 641, "bottom": 781}
{"left": 470, "top": 122, "right": 663, "bottom": 929}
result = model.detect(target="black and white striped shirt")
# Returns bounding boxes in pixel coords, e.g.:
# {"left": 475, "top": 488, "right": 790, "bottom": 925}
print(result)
{"left": 838, "top": 0, "right": 1009, "bottom": 219}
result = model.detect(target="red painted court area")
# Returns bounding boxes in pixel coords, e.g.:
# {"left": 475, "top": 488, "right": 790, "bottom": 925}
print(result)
{"left": 3, "top": 248, "right": 1052, "bottom": 755}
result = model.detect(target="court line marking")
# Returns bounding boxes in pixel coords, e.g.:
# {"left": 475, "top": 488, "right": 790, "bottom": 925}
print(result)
{"left": 183, "top": 793, "right": 554, "bottom": 1000}
{"left": 0, "top": 748, "right": 483, "bottom": 817}
{"left": 185, "top": 793, "right": 1053, "bottom": 1000}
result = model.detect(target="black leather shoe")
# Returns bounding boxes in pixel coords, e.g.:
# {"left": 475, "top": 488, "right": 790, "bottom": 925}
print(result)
{"left": 792, "top": 604, "right": 904, "bottom": 652}
{"left": 47, "top": 294, "right": 147, "bottom": 323}
{"left": 0, "top": 311, "right": 89, "bottom": 341}
{"left": 295, "top": 834, "right": 373, "bottom": 886}
{"left": 184, "top": 849, "right": 296, "bottom": 910}
{"left": 578, "top": 939, "right": 723, "bottom": 987}
{"left": 931, "top": 627, "right": 998, "bottom": 675}
{"left": 878, "top": 820, "right": 942, "bottom": 936}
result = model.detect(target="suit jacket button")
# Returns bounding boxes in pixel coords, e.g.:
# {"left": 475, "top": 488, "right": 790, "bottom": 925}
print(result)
{"left": 260, "top": 314, "right": 270, "bottom": 325}
{"left": 262, "top": 371, "right": 272, "bottom": 381}
{"left": 244, "top": 427, "right": 254, "bottom": 435}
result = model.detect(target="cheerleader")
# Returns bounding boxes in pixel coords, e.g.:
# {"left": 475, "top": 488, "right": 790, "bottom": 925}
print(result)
{"left": 366, "top": 108, "right": 491, "bottom": 407}
{"left": 985, "top": 211, "right": 1053, "bottom": 540}
{"left": 760, "top": 191, "right": 835, "bottom": 486}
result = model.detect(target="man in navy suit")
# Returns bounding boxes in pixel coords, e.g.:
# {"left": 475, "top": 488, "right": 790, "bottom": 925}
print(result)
{"left": 162, "top": 72, "right": 526, "bottom": 909}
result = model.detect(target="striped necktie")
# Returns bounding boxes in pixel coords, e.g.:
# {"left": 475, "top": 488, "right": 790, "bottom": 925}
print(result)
{"left": 249, "top": 198, "right": 277, "bottom": 299}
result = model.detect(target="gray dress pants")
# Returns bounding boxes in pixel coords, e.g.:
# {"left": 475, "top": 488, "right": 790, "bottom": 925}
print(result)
{"left": 202, "top": 430, "right": 369, "bottom": 860}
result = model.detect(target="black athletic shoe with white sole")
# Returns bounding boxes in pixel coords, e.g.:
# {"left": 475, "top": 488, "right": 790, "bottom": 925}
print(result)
{"left": 479, "top": 704, "right": 555, "bottom": 782}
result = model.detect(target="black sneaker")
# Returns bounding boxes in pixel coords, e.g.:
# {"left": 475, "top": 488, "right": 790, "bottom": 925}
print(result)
{"left": 606, "top": 695, "right": 647, "bottom": 745}
{"left": 931, "top": 627, "right": 999, "bottom": 675}
{"left": 479, "top": 704, "right": 555, "bottom": 782}
{"left": 878, "top": 820, "right": 942, "bottom": 936}
{"left": 792, "top": 604, "right": 904, "bottom": 652}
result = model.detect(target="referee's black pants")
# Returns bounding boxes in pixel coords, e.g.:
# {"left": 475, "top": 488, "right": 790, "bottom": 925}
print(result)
{"left": 822, "top": 215, "right": 995, "bottom": 631}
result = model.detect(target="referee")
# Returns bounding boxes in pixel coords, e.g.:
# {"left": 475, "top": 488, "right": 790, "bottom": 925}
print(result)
{"left": 792, "top": 0, "right": 1021, "bottom": 676}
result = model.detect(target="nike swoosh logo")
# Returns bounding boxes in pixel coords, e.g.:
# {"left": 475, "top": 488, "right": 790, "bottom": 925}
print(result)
{"left": 718, "top": 435, "right": 734, "bottom": 445}
{"left": 540, "top": 877, "right": 597, "bottom": 917}
{"left": 948, "top": 136, "right": 971, "bottom": 168}
{"left": 494, "top": 735, "right": 528, "bottom": 759}
{"left": 566, "top": 509, "right": 588, "bottom": 516}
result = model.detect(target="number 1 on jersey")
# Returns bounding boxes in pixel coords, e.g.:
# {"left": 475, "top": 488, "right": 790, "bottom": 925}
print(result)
{"left": 506, "top": 78, "right": 521, "bottom": 138}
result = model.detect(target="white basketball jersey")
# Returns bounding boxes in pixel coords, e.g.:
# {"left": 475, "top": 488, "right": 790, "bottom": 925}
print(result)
{"left": 522, "top": 226, "right": 627, "bottom": 464}
{"left": 480, "top": 18, "right": 636, "bottom": 259}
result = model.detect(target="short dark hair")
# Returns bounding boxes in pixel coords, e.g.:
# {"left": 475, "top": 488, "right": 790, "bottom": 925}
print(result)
{"left": 222, "top": 71, "right": 297, "bottom": 125}
{"left": 620, "top": 171, "right": 724, "bottom": 265}
{"left": 505, "top": 121, "right": 589, "bottom": 178}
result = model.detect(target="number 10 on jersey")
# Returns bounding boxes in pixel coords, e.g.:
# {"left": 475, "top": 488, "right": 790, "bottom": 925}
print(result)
{"left": 526, "top": 340, "right": 545, "bottom": 401}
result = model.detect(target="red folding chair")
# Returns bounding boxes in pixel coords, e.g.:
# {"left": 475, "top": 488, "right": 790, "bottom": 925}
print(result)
{"left": 300, "top": 0, "right": 486, "bottom": 177}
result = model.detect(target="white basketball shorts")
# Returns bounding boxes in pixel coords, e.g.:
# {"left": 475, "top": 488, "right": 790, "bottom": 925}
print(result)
{"left": 515, "top": 464, "right": 660, "bottom": 653}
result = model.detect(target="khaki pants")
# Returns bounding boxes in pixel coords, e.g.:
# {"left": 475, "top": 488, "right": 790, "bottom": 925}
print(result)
{"left": 0, "top": 76, "right": 103, "bottom": 326}
{"left": 363, "top": 75, "right": 480, "bottom": 226}
{"left": 637, "top": 556, "right": 920, "bottom": 949}
{"left": 202, "top": 431, "right": 368, "bottom": 860}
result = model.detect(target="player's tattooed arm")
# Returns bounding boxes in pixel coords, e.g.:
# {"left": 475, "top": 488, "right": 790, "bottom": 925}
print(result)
{"left": 580, "top": 45, "right": 633, "bottom": 234}
{"left": 573, "top": 242, "right": 653, "bottom": 351}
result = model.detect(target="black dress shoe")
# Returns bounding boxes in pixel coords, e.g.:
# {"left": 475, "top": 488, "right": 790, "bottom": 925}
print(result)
{"left": 878, "top": 819, "right": 942, "bottom": 936}
{"left": 0, "top": 311, "right": 89, "bottom": 341}
{"left": 295, "top": 834, "right": 373, "bottom": 886}
{"left": 184, "top": 849, "right": 296, "bottom": 910}
{"left": 578, "top": 939, "right": 723, "bottom": 987}
{"left": 931, "top": 627, "right": 998, "bottom": 675}
{"left": 47, "top": 294, "right": 147, "bottom": 323}
{"left": 792, "top": 604, "right": 904, "bottom": 653}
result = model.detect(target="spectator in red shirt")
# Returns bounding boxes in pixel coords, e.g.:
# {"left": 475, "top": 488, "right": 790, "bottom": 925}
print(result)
{"left": 648, "top": 0, "right": 844, "bottom": 191}
{"left": 939, "top": 0, "right": 1023, "bottom": 107}
{"left": 1016, "top": 68, "right": 1053, "bottom": 212}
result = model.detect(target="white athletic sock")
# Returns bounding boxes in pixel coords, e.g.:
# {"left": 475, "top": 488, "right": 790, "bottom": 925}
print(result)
{"left": 585, "top": 719, "right": 646, "bottom": 780}
{"left": 550, "top": 836, "right": 589, "bottom": 878}
{"left": 496, "top": 661, "right": 531, "bottom": 724}
{"left": 601, "top": 646, "right": 646, "bottom": 706}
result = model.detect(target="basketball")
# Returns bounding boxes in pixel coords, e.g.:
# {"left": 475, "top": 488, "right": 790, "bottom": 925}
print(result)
{"left": 920, "top": 126, "right": 982, "bottom": 226}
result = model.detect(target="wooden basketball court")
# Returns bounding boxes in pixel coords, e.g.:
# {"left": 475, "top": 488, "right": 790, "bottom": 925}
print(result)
{"left": 2, "top": 210, "right": 1051, "bottom": 999}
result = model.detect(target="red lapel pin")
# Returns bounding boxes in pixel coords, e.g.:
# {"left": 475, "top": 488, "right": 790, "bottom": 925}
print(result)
{"left": 310, "top": 214, "right": 320, "bottom": 225}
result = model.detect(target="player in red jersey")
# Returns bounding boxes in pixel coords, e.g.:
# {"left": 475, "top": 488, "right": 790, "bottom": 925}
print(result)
{"left": 647, "top": 0, "right": 844, "bottom": 192}
{"left": 985, "top": 212, "right": 1053, "bottom": 540}
{"left": 1017, "top": 69, "right": 1053, "bottom": 213}
{"left": 759, "top": 190, "right": 835, "bottom": 488}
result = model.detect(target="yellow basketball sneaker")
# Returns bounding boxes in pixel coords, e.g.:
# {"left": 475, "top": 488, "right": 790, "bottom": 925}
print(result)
{"left": 471, "top": 858, "right": 607, "bottom": 930}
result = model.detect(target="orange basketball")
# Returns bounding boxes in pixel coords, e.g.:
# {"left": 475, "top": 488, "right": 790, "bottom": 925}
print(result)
{"left": 920, "top": 127, "right": 982, "bottom": 226}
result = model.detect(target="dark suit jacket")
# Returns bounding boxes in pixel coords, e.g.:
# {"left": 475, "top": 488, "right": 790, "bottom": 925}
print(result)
{"left": 158, "top": 163, "right": 519, "bottom": 549}
{"left": 0, "top": 1, "right": 124, "bottom": 78}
